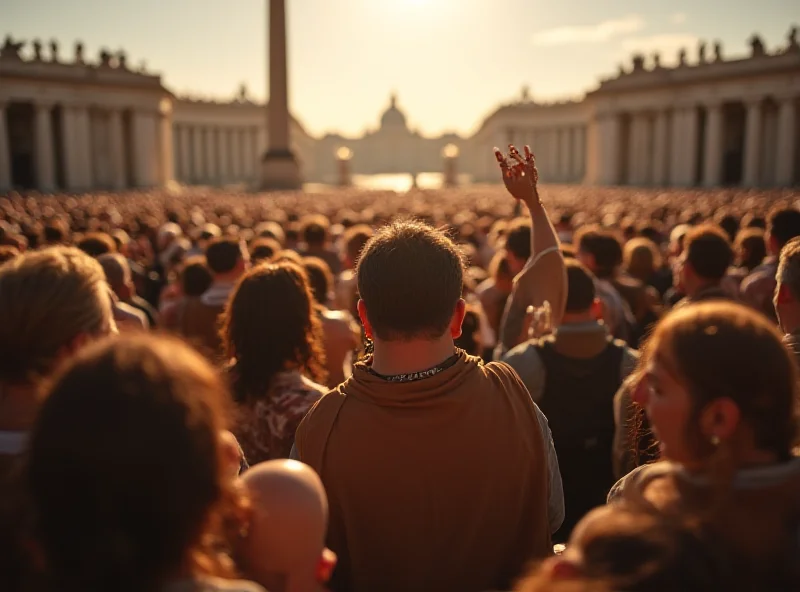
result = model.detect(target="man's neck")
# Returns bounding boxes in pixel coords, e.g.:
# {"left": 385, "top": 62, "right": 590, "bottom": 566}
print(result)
{"left": 687, "top": 279, "right": 719, "bottom": 298}
{"left": 370, "top": 335, "right": 456, "bottom": 376}
{"left": 212, "top": 272, "right": 239, "bottom": 286}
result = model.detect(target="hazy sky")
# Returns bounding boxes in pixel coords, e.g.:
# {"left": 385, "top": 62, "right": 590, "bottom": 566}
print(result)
{"left": 5, "top": 0, "right": 797, "bottom": 137}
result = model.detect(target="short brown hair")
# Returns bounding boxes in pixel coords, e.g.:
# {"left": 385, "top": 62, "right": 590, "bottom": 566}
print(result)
{"left": 0, "top": 247, "right": 112, "bottom": 385}
{"left": 28, "top": 334, "right": 243, "bottom": 592}
{"left": 205, "top": 238, "right": 244, "bottom": 274}
{"left": 504, "top": 218, "right": 531, "bottom": 261}
{"left": 303, "top": 256, "right": 334, "bottom": 305}
{"left": 683, "top": 225, "right": 733, "bottom": 281}
{"left": 357, "top": 220, "right": 465, "bottom": 340}
{"left": 565, "top": 259, "right": 597, "bottom": 313}
{"left": 77, "top": 232, "right": 117, "bottom": 258}
{"left": 343, "top": 224, "right": 374, "bottom": 265}
{"left": 777, "top": 237, "right": 800, "bottom": 301}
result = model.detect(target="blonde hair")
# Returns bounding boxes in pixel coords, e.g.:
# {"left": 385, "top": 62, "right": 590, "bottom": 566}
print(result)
{"left": 0, "top": 246, "right": 113, "bottom": 385}
{"left": 623, "top": 238, "right": 662, "bottom": 281}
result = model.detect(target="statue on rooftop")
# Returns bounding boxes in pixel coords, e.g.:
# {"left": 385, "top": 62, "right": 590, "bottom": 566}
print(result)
{"left": 75, "top": 41, "right": 84, "bottom": 64}
{"left": 117, "top": 50, "right": 127, "bottom": 70}
{"left": 678, "top": 48, "right": 687, "bottom": 67}
{"left": 33, "top": 39, "right": 43, "bottom": 61}
{"left": 749, "top": 34, "right": 766, "bottom": 57}
{"left": 617, "top": 63, "right": 625, "bottom": 77}
{"left": 698, "top": 41, "right": 707, "bottom": 64}
{"left": 714, "top": 40, "right": 723, "bottom": 62}
{"left": 1, "top": 35, "right": 25, "bottom": 60}
{"left": 632, "top": 54, "right": 645, "bottom": 72}
{"left": 99, "top": 48, "right": 112, "bottom": 67}
{"left": 786, "top": 26, "right": 799, "bottom": 53}
{"left": 49, "top": 39, "right": 59, "bottom": 62}
{"left": 652, "top": 52, "right": 661, "bottom": 69}
{"left": 239, "top": 83, "right": 249, "bottom": 101}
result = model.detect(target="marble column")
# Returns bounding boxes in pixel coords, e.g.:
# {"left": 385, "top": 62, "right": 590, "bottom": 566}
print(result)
{"left": 702, "top": 102, "right": 724, "bottom": 187}
{"left": 231, "top": 128, "right": 242, "bottom": 180}
{"left": 205, "top": 127, "right": 218, "bottom": 183}
{"left": 192, "top": 127, "right": 204, "bottom": 183}
{"left": 559, "top": 128, "right": 571, "bottom": 181}
{"left": 218, "top": 128, "right": 230, "bottom": 183}
{"left": 241, "top": 128, "right": 253, "bottom": 180}
{"left": 776, "top": 97, "right": 797, "bottom": 186}
{"left": 652, "top": 110, "right": 669, "bottom": 186}
{"left": 159, "top": 109, "right": 174, "bottom": 186}
{"left": 75, "top": 106, "right": 93, "bottom": 189}
{"left": 34, "top": 102, "right": 56, "bottom": 192}
{"left": 627, "top": 114, "right": 643, "bottom": 185}
{"left": 262, "top": 0, "right": 301, "bottom": 188}
{"left": 108, "top": 109, "right": 126, "bottom": 190}
{"left": 61, "top": 105, "right": 92, "bottom": 191}
{"left": 602, "top": 114, "right": 622, "bottom": 185}
{"left": 0, "top": 101, "right": 10, "bottom": 192}
{"left": 132, "top": 110, "right": 158, "bottom": 187}
{"left": 179, "top": 126, "right": 192, "bottom": 183}
{"left": 743, "top": 99, "right": 763, "bottom": 187}
{"left": 668, "top": 109, "right": 686, "bottom": 186}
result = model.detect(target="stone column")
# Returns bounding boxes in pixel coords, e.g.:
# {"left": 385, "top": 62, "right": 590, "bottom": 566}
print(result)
{"left": 652, "top": 110, "right": 669, "bottom": 186}
{"left": 242, "top": 128, "right": 254, "bottom": 180}
{"left": 108, "top": 109, "right": 126, "bottom": 190}
{"left": 776, "top": 97, "right": 797, "bottom": 186}
{"left": 231, "top": 128, "right": 242, "bottom": 180}
{"left": 218, "top": 128, "right": 230, "bottom": 183}
{"left": 0, "top": 101, "right": 10, "bottom": 192}
{"left": 179, "top": 126, "right": 192, "bottom": 183}
{"left": 601, "top": 114, "right": 622, "bottom": 185}
{"left": 75, "top": 106, "right": 93, "bottom": 189}
{"left": 559, "top": 128, "right": 571, "bottom": 181}
{"left": 61, "top": 105, "right": 92, "bottom": 191}
{"left": 743, "top": 99, "right": 763, "bottom": 187}
{"left": 34, "top": 102, "right": 56, "bottom": 192}
{"left": 205, "top": 127, "right": 218, "bottom": 183}
{"left": 192, "top": 127, "right": 204, "bottom": 183}
{"left": 262, "top": 0, "right": 301, "bottom": 188}
{"left": 668, "top": 109, "right": 686, "bottom": 186}
{"left": 159, "top": 103, "right": 174, "bottom": 186}
{"left": 702, "top": 102, "right": 724, "bottom": 187}
{"left": 627, "top": 114, "right": 642, "bottom": 185}
{"left": 132, "top": 110, "right": 159, "bottom": 187}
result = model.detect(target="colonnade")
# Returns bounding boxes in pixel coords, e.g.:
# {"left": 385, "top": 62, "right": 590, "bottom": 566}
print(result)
{"left": 173, "top": 124, "right": 266, "bottom": 185}
{"left": 497, "top": 125, "right": 586, "bottom": 183}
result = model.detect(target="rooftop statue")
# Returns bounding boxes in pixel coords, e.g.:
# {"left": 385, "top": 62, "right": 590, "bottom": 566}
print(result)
{"left": 49, "top": 39, "right": 59, "bottom": 62}
{"left": 1, "top": 35, "right": 25, "bottom": 60}
{"left": 698, "top": 41, "right": 707, "bottom": 64}
{"left": 99, "top": 48, "right": 112, "bottom": 67}
{"left": 713, "top": 40, "right": 723, "bottom": 62}
{"left": 786, "top": 26, "right": 799, "bottom": 53}
{"left": 75, "top": 41, "right": 84, "bottom": 64}
{"left": 749, "top": 34, "right": 766, "bottom": 57}
{"left": 652, "top": 52, "right": 661, "bottom": 69}
{"left": 117, "top": 50, "right": 127, "bottom": 69}
{"left": 678, "top": 48, "right": 687, "bottom": 67}
{"left": 33, "top": 39, "right": 43, "bottom": 61}
{"left": 631, "top": 54, "right": 645, "bottom": 72}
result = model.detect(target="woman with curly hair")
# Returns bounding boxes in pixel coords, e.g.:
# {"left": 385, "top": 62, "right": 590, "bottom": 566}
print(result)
{"left": 221, "top": 261, "right": 328, "bottom": 463}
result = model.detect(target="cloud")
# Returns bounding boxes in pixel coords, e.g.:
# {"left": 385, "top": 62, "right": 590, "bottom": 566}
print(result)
{"left": 669, "top": 12, "right": 687, "bottom": 25}
{"left": 531, "top": 15, "right": 645, "bottom": 46}
{"left": 620, "top": 34, "right": 700, "bottom": 63}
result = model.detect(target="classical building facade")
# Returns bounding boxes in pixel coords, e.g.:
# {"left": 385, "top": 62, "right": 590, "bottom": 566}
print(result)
{"left": 1, "top": 27, "right": 798, "bottom": 193}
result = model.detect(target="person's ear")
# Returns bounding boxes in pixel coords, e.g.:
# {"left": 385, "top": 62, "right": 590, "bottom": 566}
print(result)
{"left": 450, "top": 299, "right": 467, "bottom": 339}
{"left": 356, "top": 300, "right": 373, "bottom": 340}
{"left": 316, "top": 548, "right": 337, "bottom": 584}
{"left": 699, "top": 397, "right": 741, "bottom": 444}
{"left": 542, "top": 556, "right": 583, "bottom": 580}
{"left": 590, "top": 297, "right": 603, "bottom": 320}
{"left": 776, "top": 283, "right": 794, "bottom": 306}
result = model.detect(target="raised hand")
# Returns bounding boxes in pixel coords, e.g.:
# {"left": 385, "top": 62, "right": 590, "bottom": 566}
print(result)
{"left": 494, "top": 144, "right": 540, "bottom": 204}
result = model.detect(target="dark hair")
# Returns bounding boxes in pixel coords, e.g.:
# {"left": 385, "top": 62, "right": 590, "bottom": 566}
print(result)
{"left": 683, "top": 225, "right": 733, "bottom": 281}
{"left": 77, "top": 232, "right": 116, "bottom": 258}
{"left": 205, "top": 238, "right": 243, "bottom": 275}
{"left": 303, "top": 257, "right": 334, "bottom": 306}
{"left": 249, "top": 237, "right": 281, "bottom": 265}
{"left": 565, "top": 259, "right": 597, "bottom": 313}
{"left": 505, "top": 218, "right": 531, "bottom": 261}
{"left": 221, "top": 262, "right": 326, "bottom": 400}
{"left": 301, "top": 215, "right": 329, "bottom": 246}
{"left": 716, "top": 214, "right": 740, "bottom": 244}
{"left": 27, "top": 335, "right": 244, "bottom": 592}
{"left": 357, "top": 220, "right": 465, "bottom": 340}
{"left": 734, "top": 228, "right": 767, "bottom": 271}
{"left": 343, "top": 224, "right": 374, "bottom": 265}
{"left": 647, "top": 301, "right": 796, "bottom": 462}
{"left": 180, "top": 256, "right": 213, "bottom": 297}
{"left": 0, "top": 245, "right": 20, "bottom": 264}
{"left": 42, "top": 220, "right": 68, "bottom": 244}
{"left": 576, "top": 227, "right": 623, "bottom": 279}
{"left": 768, "top": 208, "right": 800, "bottom": 249}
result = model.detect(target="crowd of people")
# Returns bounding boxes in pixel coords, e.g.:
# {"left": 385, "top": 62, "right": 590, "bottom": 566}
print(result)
{"left": 1, "top": 143, "right": 800, "bottom": 592}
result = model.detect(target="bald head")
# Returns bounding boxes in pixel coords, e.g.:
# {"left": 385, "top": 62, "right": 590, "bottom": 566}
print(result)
{"left": 239, "top": 460, "right": 334, "bottom": 592}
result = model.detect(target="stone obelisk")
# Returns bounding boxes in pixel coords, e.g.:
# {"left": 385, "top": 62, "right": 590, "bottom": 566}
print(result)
{"left": 261, "top": 0, "right": 302, "bottom": 189}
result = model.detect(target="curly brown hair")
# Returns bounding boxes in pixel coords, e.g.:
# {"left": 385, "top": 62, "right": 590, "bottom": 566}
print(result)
{"left": 220, "top": 261, "right": 327, "bottom": 401}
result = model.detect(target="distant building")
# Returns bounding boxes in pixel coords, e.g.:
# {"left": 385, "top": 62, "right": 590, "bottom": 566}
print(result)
{"left": 0, "top": 27, "right": 798, "bottom": 192}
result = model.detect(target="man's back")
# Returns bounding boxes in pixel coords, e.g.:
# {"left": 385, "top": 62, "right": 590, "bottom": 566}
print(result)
{"left": 295, "top": 351, "right": 551, "bottom": 592}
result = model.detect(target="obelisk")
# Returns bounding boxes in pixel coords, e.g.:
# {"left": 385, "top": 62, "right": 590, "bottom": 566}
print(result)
{"left": 261, "top": 0, "right": 302, "bottom": 189}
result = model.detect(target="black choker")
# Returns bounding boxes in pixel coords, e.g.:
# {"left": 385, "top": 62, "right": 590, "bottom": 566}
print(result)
{"left": 368, "top": 352, "right": 461, "bottom": 383}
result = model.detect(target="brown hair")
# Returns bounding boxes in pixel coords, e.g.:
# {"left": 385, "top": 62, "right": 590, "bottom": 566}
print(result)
{"left": 357, "top": 219, "right": 465, "bottom": 340}
{"left": 302, "top": 256, "right": 334, "bottom": 306}
{"left": 683, "top": 225, "right": 733, "bottom": 281}
{"left": 517, "top": 506, "right": 729, "bottom": 592}
{"left": 221, "top": 262, "right": 326, "bottom": 401}
{"left": 644, "top": 301, "right": 797, "bottom": 462}
{"left": 205, "top": 237, "right": 244, "bottom": 275}
{"left": 565, "top": 259, "right": 597, "bottom": 313}
{"left": 623, "top": 238, "right": 662, "bottom": 282}
{"left": 27, "top": 334, "right": 246, "bottom": 592}
{"left": 179, "top": 256, "right": 213, "bottom": 297}
{"left": 342, "top": 223, "right": 373, "bottom": 266}
{"left": 734, "top": 228, "right": 767, "bottom": 271}
{"left": 0, "top": 247, "right": 112, "bottom": 386}
{"left": 76, "top": 232, "right": 117, "bottom": 257}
